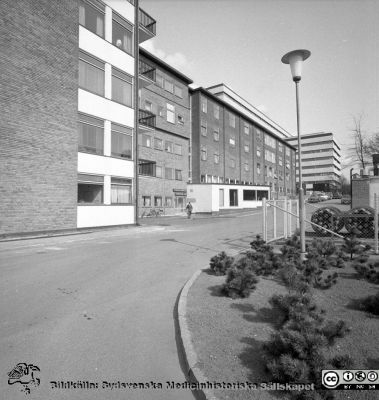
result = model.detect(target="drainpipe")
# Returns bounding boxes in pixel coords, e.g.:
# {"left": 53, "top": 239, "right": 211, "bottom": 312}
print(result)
{"left": 134, "top": 0, "right": 140, "bottom": 225}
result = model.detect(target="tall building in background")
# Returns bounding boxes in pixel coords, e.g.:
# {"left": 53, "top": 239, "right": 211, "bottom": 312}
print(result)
{"left": 137, "top": 48, "right": 193, "bottom": 216}
{"left": 0, "top": 0, "right": 156, "bottom": 235}
{"left": 285, "top": 132, "right": 342, "bottom": 193}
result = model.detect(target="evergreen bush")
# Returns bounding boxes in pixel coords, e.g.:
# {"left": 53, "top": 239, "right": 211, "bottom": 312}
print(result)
{"left": 209, "top": 251, "right": 234, "bottom": 276}
{"left": 221, "top": 263, "right": 259, "bottom": 299}
{"left": 360, "top": 291, "right": 379, "bottom": 315}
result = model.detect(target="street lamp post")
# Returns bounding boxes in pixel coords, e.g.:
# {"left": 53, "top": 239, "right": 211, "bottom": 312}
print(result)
{"left": 281, "top": 49, "right": 311, "bottom": 262}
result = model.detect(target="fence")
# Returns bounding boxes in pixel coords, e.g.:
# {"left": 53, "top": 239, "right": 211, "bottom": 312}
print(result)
{"left": 262, "top": 198, "right": 299, "bottom": 242}
{"left": 262, "top": 194, "right": 379, "bottom": 254}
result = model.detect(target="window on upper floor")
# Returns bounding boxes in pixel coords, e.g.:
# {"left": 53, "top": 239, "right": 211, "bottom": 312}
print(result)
{"left": 155, "top": 166, "right": 162, "bottom": 178}
{"left": 112, "top": 67, "right": 133, "bottom": 107}
{"left": 154, "top": 138, "right": 163, "bottom": 151}
{"left": 213, "top": 128, "right": 219, "bottom": 142}
{"left": 166, "top": 103, "right": 175, "bottom": 124}
{"left": 244, "top": 143, "right": 249, "bottom": 153}
{"left": 141, "top": 134, "right": 151, "bottom": 148}
{"left": 112, "top": 12, "right": 133, "bottom": 55}
{"left": 244, "top": 123, "right": 250, "bottom": 135}
{"left": 79, "top": 51, "right": 105, "bottom": 96}
{"left": 257, "top": 163, "right": 261, "bottom": 175}
{"left": 79, "top": 0, "right": 105, "bottom": 38}
{"left": 145, "top": 100, "right": 153, "bottom": 112}
{"left": 156, "top": 73, "right": 164, "bottom": 88}
{"left": 214, "top": 152, "right": 219, "bottom": 164}
{"left": 229, "top": 112, "right": 236, "bottom": 128}
{"left": 230, "top": 158, "right": 236, "bottom": 168}
{"left": 165, "top": 167, "right": 174, "bottom": 180}
{"left": 256, "top": 146, "right": 261, "bottom": 157}
{"left": 139, "top": 160, "right": 155, "bottom": 176}
{"left": 174, "top": 143, "right": 182, "bottom": 155}
{"left": 201, "top": 146, "right": 207, "bottom": 161}
{"left": 214, "top": 104, "right": 220, "bottom": 119}
{"left": 175, "top": 169, "right": 182, "bottom": 181}
{"left": 244, "top": 162, "right": 249, "bottom": 172}
{"left": 201, "top": 97, "right": 207, "bottom": 113}
{"left": 229, "top": 135, "right": 236, "bottom": 147}
{"left": 177, "top": 114, "right": 184, "bottom": 125}
{"left": 174, "top": 85, "right": 183, "bottom": 98}
{"left": 111, "top": 122, "right": 133, "bottom": 159}
{"left": 78, "top": 113, "right": 104, "bottom": 155}
{"left": 201, "top": 121, "right": 207, "bottom": 136}
{"left": 165, "top": 141, "right": 173, "bottom": 153}
{"left": 164, "top": 80, "right": 174, "bottom": 93}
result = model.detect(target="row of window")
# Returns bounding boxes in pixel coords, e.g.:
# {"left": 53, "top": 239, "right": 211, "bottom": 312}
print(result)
{"left": 156, "top": 73, "right": 183, "bottom": 99}
{"left": 144, "top": 100, "right": 185, "bottom": 125}
{"left": 199, "top": 122, "right": 293, "bottom": 159}
{"left": 79, "top": 50, "right": 133, "bottom": 107}
{"left": 79, "top": 0, "right": 134, "bottom": 55}
{"left": 78, "top": 113, "right": 133, "bottom": 159}
{"left": 78, "top": 174, "right": 132, "bottom": 204}
{"left": 142, "top": 196, "right": 183, "bottom": 208}
{"left": 140, "top": 134, "right": 183, "bottom": 155}
{"left": 138, "top": 161, "right": 183, "bottom": 180}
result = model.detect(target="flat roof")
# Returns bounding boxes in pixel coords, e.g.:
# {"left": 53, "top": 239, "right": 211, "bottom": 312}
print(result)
{"left": 139, "top": 47, "right": 193, "bottom": 84}
{"left": 190, "top": 86, "right": 297, "bottom": 150}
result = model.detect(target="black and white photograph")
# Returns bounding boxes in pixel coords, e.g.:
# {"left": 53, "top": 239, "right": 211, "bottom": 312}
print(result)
{"left": 1, "top": 0, "right": 378, "bottom": 399}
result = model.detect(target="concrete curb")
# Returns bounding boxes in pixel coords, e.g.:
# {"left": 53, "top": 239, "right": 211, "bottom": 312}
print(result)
{"left": 177, "top": 268, "right": 219, "bottom": 400}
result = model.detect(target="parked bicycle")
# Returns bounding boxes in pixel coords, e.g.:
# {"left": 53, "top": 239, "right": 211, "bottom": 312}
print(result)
{"left": 141, "top": 208, "right": 164, "bottom": 218}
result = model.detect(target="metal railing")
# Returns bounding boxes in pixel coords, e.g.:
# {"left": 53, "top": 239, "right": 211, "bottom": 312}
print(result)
{"left": 138, "top": 109, "right": 156, "bottom": 129}
{"left": 139, "top": 9, "right": 156, "bottom": 35}
{"left": 262, "top": 194, "right": 379, "bottom": 253}
{"left": 139, "top": 60, "right": 156, "bottom": 82}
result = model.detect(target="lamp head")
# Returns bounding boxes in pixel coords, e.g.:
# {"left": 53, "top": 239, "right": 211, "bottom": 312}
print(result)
{"left": 281, "top": 49, "right": 311, "bottom": 82}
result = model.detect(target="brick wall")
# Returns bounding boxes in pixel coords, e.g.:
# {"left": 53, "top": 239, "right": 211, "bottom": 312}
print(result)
{"left": 0, "top": 0, "right": 79, "bottom": 235}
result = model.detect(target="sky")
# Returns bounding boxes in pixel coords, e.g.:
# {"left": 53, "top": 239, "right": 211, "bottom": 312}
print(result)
{"left": 139, "top": 0, "right": 379, "bottom": 175}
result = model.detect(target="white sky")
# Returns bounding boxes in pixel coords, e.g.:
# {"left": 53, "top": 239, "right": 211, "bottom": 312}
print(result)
{"left": 140, "top": 0, "right": 379, "bottom": 175}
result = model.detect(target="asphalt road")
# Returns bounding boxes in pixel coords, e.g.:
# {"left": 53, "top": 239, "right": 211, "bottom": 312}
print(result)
{"left": 0, "top": 209, "right": 263, "bottom": 400}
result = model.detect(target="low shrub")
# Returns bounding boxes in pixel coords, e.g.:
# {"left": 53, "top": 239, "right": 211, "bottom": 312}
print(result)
{"left": 360, "top": 291, "right": 379, "bottom": 315}
{"left": 320, "top": 320, "right": 350, "bottom": 345}
{"left": 354, "top": 261, "right": 379, "bottom": 284}
{"left": 269, "top": 293, "right": 319, "bottom": 325}
{"left": 209, "top": 251, "right": 234, "bottom": 276}
{"left": 221, "top": 263, "right": 259, "bottom": 299}
{"left": 329, "top": 354, "right": 354, "bottom": 369}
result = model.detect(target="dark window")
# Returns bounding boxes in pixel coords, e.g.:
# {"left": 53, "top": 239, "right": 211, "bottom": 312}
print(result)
{"left": 112, "top": 13, "right": 133, "bottom": 55}
{"left": 111, "top": 123, "right": 133, "bottom": 159}
{"left": 165, "top": 167, "right": 174, "bottom": 180}
{"left": 243, "top": 190, "right": 256, "bottom": 201}
{"left": 78, "top": 113, "right": 104, "bottom": 155}
{"left": 138, "top": 160, "right": 156, "bottom": 176}
{"left": 79, "top": 51, "right": 104, "bottom": 96}
{"left": 79, "top": 0, "right": 105, "bottom": 38}
{"left": 257, "top": 190, "right": 269, "bottom": 200}
{"left": 78, "top": 174, "right": 103, "bottom": 204}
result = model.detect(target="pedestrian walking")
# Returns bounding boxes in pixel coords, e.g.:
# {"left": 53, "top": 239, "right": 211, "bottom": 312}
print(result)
{"left": 185, "top": 202, "right": 193, "bottom": 219}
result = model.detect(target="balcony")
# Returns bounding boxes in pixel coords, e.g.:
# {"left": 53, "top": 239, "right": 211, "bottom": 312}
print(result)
{"left": 139, "top": 109, "right": 156, "bottom": 131}
{"left": 139, "top": 8, "right": 156, "bottom": 43}
{"left": 139, "top": 59, "right": 156, "bottom": 89}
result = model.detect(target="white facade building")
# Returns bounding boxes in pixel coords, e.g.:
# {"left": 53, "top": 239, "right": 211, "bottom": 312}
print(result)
{"left": 285, "top": 132, "right": 342, "bottom": 192}
{"left": 77, "top": 0, "right": 155, "bottom": 227}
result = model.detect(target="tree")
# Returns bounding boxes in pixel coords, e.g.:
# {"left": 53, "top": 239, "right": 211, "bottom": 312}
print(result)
{"left": 339, "top": 175, "right": 349, "bottom": 194}
{"left": 364, "top": 133, "right": 379, "bottom": 155}
{"left": 350, "top": 114, "right": 370, "bottom": 169}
